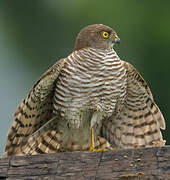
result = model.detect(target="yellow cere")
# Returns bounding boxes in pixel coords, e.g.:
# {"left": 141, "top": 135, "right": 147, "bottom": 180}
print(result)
{"left": 102, "top": 31, "right": 109, "bottom": 38}
{"left": 114, "top": 34, "right": 118, "bottom": 39}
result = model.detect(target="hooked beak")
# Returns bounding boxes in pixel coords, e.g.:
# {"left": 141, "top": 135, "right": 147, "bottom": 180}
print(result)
{"left": 112, "top": 34, "right": 120, "bottom": 44}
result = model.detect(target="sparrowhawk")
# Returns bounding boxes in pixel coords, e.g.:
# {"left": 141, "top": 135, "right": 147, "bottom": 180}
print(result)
{"left": 3, "top": 24, "right": 166, "bottom": 157}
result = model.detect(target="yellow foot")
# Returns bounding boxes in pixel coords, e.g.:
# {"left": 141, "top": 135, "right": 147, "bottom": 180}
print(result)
{"left": 89, "top": 127, "right": 107, "bottom": 152}
{"left": 90, "top": 147, "right": 107, "bottom": 152}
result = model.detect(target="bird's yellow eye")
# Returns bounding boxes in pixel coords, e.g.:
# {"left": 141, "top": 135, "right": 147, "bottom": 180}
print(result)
{"left": 102, "top": 31, "right": 109, "bottom": 39}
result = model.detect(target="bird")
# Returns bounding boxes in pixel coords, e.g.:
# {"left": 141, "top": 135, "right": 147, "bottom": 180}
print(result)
{"left": 3, "top": 24, "right": 166, "bottom": 157}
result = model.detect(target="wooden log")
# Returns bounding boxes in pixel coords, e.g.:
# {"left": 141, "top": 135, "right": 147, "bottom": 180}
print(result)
{"left": 0, "top": 146, "right": 170, "bottom": 180}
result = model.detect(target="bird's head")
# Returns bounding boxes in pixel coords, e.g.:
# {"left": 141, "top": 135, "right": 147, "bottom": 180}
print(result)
{"left": 74, "top": 24, "right": 120, "bottom": 51}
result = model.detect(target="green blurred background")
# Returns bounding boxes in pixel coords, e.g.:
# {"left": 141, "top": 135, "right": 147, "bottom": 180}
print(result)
{"left": 0, "top": 0, "right": 170, "bottom": 155}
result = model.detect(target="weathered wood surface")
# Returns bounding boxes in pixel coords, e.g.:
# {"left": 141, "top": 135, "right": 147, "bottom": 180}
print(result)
{"left": 0, "top": 146, "right": 170, "bottom": 180}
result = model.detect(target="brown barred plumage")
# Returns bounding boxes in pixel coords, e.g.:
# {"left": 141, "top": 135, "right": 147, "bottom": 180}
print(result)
{"left": 3, "top": 24, "right": 165, "bottom": 157}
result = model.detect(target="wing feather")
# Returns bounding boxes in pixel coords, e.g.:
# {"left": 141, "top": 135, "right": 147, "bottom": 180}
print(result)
{"left": 102, "top": 61, "right": 166, "bottom": 148}
{"left": 4, "top": 58, "right": 66, "bottom": 157}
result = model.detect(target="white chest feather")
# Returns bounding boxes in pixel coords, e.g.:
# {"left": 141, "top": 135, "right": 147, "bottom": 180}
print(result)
{"left": 54, "top": 48, "right": 126, "bottom": 116}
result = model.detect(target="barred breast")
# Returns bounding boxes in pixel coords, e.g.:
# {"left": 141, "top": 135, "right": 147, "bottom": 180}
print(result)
{"left": 53, "top": 47, "right": 126, "bottom": 129}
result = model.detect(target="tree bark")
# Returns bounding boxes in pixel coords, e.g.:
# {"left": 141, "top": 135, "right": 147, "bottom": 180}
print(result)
{"left": 0, "top": 146, "right": 170, "bottom": 180}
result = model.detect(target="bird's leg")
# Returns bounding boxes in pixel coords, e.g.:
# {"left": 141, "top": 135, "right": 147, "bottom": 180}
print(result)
{"left": 89, "top": 106, "right": 107, "bottom": 152}
{"left": 89, "top": 127, "right": 95, "bottom": 151}
{"left": 89, "top": 127, "right": 107, "bottom": 152}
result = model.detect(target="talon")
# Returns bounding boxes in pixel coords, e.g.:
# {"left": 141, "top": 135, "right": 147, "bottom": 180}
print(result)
{"left": 94, "top": 147, "right": 107, "bottom": 152}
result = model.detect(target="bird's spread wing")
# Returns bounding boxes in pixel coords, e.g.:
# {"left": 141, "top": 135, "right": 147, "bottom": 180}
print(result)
{"left": 20, "top": 115, "right": 63, "bottom": 155}
{"left": 102, "top": 61, "right": 166, "bottom": 148}
{"left": 4, "top": 58, "right": 66, "bottom": 157}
